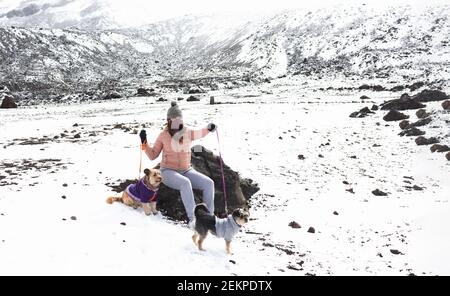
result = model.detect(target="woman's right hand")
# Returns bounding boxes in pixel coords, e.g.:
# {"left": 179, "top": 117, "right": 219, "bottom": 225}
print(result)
{"left": 139, "top": 130, "right": 147, "bottom": 144}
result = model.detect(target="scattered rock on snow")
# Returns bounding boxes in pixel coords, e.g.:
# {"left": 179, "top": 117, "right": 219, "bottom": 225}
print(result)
{"left": 416, "top": 109, "right": 431, "bottom": 119}
{"left": 74, "top": 133, "right": 81, "bottom": 139}
{"left": 430, "top": 144, "right": 450, "bottom": 153}
{"left": 442, "top": 100, "right": 450, "bottom": 110}
{"left": 372, "top": 189, "right": 388, "bottom": 196}
{"left": 410, "top": 117, "right": 432, "bottom": 127}
{"left": 446, "top": 152, "right": 450, "bottom": 161}
{"left": 390, "top": 249, "right": 404, "bottom": 255}
{"left": 307, "top": 227, "right": 316, "bottom": 234}
{"left": 297, "top": 154, "right": 305, "bottom": 160}
{"left": 70, "top": 216, "right": 77, "bottom": 221}
{"left": 399, "top": 120, "right": 410, "bottom": 130}
{"left": 415, "top": 136, "right": 439, "bottom": 146}
{"left": 398, "top": 127, "right": 425, "bottom": 137}
{"left": 0, "top": 96, "right": 17, "bottom": 108}
{"left": 288, "top": 221, "right": 301, "bottom": 229}
{"left": 350, "top": 107, "right": 375, "bottom": 118}
{"left": 187, "top": 95, "right": 200, "bottom": 102}
{"left": 371, "top": 104, "right": 379, "bottom": 111}
{"left": 381, "top": 93, "right": 426, "bottom": 110}
{"left": 333, "top": 211, "right": 339, "bottom": 216}
{"left": 383, "top": 110, "right": 409, "bottom": 122}
{"left": 120, "top": 222, "right": 126, "bottom": 226}
{"left": 360, "top": 95, "right": 371, "bottom": 100}
{"left": 412, "top": 89, "right": 449, "bottom": 103}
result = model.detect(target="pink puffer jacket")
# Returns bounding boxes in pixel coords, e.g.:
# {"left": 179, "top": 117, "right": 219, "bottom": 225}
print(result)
{"left": 144, "top": 126, "right": 209, "bottom": 170}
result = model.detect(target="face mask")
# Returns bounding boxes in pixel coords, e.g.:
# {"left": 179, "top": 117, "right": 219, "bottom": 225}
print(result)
{"left": 170, "top": 117, "right": 184, "bottom": 130}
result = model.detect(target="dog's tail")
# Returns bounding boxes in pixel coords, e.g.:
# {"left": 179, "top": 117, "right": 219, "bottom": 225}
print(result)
{"left": 194, "top": 203, "right": 209, "bottom": 219}
{"left": 106, "top": 196, "right": 123, "bottom": 204}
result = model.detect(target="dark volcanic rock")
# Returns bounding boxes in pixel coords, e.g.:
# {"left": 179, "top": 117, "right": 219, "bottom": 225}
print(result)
{"left": 430, "top": 144, "right": 450, "bottom": 153}
{"left": 446, "top": 152, "right": 450, "bottom": 161}
{"left": 289, "top": 221, "right": 301, "bottom": 229}
{"left": 399, "top": 127, "right": 425, "bottom": 137}
{"left": 187, "top": 95, "right": 200, "bottom": 102}
{"left": 307, "top": 227, "right": 315, "bottom": 233}
{"left": 381, "top": 93, "right": 426, "bottom": 111}
{"left": 108, "top": 146, "right": 259, "bottom": 221}
{"left": 410, "top": 117, "right": 432, "bottom": 127}
{"left": 103, "top": 92, "right": 122, "bottom": 100}
{"left": 408, "top": 82, "right": 425, "bottom": 92}
{"left": 415, "top": 136, "right": 439, "bottom": 146}
{"left": 371, "top": 104, "right": 379, "bottom": 111}
{"left": 372, "top": 189, "right": 388, "bottom": 196}
{"left": 360, "top": 95, "right": 371, "bottom": 100}
{"left": 383, "top": 110, "right": 409, "bottom": 121}
{"left": 442, "top": 100, "right": 450, "bottom": 110}
{"left": 412, "top": 89, "right": 449, "bottom": 102}
{"left": 1, "top": 96, "right": 17, "bottom": 108}
{"left": 416, "top": 109, "right": 431, "bottom": 119}
{"left": 136, "top": 88, "right": 153, "bottom": 96}
{"left": 399, "top": 120, "right": 410, "bottom": 130}
{"left": 350, "top": 106, "right": 374, "bottom": 118}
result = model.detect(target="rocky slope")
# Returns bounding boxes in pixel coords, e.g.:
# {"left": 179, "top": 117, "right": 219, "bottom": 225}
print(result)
{"left": 0, "top": 3, "right": 449, "bottom": 104}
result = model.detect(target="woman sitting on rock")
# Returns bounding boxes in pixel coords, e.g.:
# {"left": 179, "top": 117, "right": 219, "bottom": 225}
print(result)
{"left": 140, "top": 101, "right": 217, "bottom": 228}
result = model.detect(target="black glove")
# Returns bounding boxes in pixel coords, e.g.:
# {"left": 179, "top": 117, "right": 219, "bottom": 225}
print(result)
{"left": 139, "top": 130, "right": 147, "bottom": 144}
{"left": 207, "top": 123, "right": 217, "bottom": 132}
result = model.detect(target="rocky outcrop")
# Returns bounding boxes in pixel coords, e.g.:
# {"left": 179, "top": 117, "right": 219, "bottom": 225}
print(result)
{"left": 430, "top": 144, "right": 450, "bottom": 153}
{"left": 383, "top": 110, "right": 409, "bottom": 121}
{"left": 415, "top": 136, "right": 439, "bottom": 146}
{"left": 399, "top": 127, "right": 425, "bottom": 137}
{"left": 350, "top": 106, "right": 375, "bottom": 118}
{"left": 442, "top": 100, "right": 450, "bottom": 110}
{"left": 0, "top": 95, "right": 17, "bottom": 108}
{"left": 416, "top": 109, "right": 431, "bottom": 119}
{"left": 381, "top": 93, "right": 426, "bottom": 111}
{"left": 412, "top": 89, "right": 449, "bottom": 103}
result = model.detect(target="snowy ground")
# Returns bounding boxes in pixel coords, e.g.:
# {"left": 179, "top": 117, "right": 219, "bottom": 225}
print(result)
{"left": 0, "top": 85, "right": 449, "bottom": 275}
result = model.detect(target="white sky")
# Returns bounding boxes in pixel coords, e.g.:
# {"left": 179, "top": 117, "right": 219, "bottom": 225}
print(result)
{"left": 106, "top": 0, "right": 449, "bottom": 22}
{"left": 0, "top": 0, "right": 448, "bottom": 25}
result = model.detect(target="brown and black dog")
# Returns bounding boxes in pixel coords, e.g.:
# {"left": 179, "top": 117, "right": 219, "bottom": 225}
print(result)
{"left": 107, "top": 168, "right": 162, "bottom": 215}
{"left": 192, "top": 203, "right": 249, "bottom": 254}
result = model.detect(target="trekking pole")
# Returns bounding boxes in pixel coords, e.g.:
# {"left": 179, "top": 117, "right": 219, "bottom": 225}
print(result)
{"left": 215, "top": 127, "right": 228, "bottom": 215}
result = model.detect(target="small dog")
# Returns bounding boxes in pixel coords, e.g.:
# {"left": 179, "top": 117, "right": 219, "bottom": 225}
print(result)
{"left": 192, "top": 203, "right": 249, "bottom": 254}
{"left": 106, "top": 168, "right": 162, "bottom": 215}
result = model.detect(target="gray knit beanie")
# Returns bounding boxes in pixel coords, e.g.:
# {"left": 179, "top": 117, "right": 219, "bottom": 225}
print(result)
{"left": 167, "top": 101, "right": 183, "bottom": 119}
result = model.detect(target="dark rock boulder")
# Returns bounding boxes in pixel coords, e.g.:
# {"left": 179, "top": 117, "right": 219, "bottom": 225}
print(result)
{"left": 0, "top": 95, "right": 18, "bottom": 108}
{"left": 412, "top": 89, "right": 449, "bottom": 102}
{"left": 430, "top": 144, "right": 450, "bottom": 153}
{"left": 372, "top": 189, "right": 388, "bottom": 196}
{"left": 408, "top": 82, "right": 425, "bottom": 92}
{"left": 360, "top": 95, "right": 371, "bottom": 100}
{"left": 381, "top": 93, "right": 426, "bottom": 111}
{"left": 103, "top": 92, "right": 122, "bottom": 100}
{"left": 415, "top": 136, "right": 439, "bottom": 146}
{"left": 416, "top": 109, "right": 431, "bottom": 119}
{"left": 399, "top": 120, "right": 410, "bottom": 130}
{"left": 187, "top": 95, "right": 200, "bottom": 102}
{"left": 390, "top": 85, "right": 405, "bottom": 92}
{"left": 410, "top": 117, "right": 432, "bottom": 127}
{"left": 349, "top": 106, "right": 374, "bottom": 118}
{"left": 136, "top": 88, "right": 153, "bottom": 96}
{"left": 399, "top": 127, "right": 425, "bottom": 137}
{"left": 157, "top": 146, "right": 259, "bottom": 221}
{"left": 383, "top": 110, "right": 409, "bottom": 121}
{"left": 442, "top": 100, "right": 450, "bottom": 110}
{"left": 371, "top": 104, "right": 379, "bottom": 111}
{"left": 446, "top": 152, "right": 450, "bottom": 161}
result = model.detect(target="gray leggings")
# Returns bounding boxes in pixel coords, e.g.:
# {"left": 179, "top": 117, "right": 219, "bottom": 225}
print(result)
{"left": 160, "top": 167, "right": 214, "bottom": 221}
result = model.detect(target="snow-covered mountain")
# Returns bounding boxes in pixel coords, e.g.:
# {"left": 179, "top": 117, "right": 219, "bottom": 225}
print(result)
{"left": 0, "top": 2, "right": 449, "bottom": 104}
